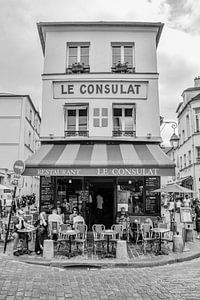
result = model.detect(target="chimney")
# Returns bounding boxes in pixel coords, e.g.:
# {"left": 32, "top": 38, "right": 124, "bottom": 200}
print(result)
{"left": 194, "top": 76, "right": 200, "bottom": 87}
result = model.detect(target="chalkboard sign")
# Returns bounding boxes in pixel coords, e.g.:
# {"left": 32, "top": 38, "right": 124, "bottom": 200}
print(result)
{"left": 180, "top": 208, "right": 192, "bottom": 223}
{"left": 40, "top": 177, "right": 54, "bottom": 213}
{"left": 145, "top": 177, "right": 160, "bottom": 214}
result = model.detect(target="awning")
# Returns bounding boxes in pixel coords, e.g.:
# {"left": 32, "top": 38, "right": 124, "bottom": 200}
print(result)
{"left": 23, "top": 142, "right": 175, "bottom": 177}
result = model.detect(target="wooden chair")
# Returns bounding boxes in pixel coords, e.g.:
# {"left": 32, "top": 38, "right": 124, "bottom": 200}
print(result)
{"left": 92, "top": 224, "right": 106, "bottom": 254}
{"left": 74, "top": 224, "right": 87, "bottom": 254}
{"left": 141, "top": 224, "right": 155, "bottom": 254}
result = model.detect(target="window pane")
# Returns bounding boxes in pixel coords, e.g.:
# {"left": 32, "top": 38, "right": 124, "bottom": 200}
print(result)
{"left": 102, "top": 108, "right": 108, "bottom": 116}
{"left": 79, "top": 109, "right": 87, "bottom": 116}
{"left": 113, "top": 117, "right": 122, "bottom": 131}
{"left": 93, "top": 108, "right": 100, "bottom": 116}
{"left": 68, "top": 110, "right": 76, "bottom": 116}
{"left": 93, "top": 118, "right": 100, "bottom": 127}
{"left": 124, "top": 46, "right": 133, "bottom": 66}
{"left": 125, "top": 108, "right": 132, "bottom": 117}
{"left": 113, "top": 108, "right": 122, "bottom": 116}
{"left": 67, "top": 117, "right": 76, "bottom": 131}
{"left": 79, "top": 116, "right": 87, "bottom": 130}
{"left": 102, "top": 118, "right": 108, "bottom": 127}
{"left": 68, "top": 47, "right": 77, "bottom": 65}
{"left": 80, "top": 46, "right": 89, "bottom": 65}
{"left": 112, "top": 46, "right": 121, "bottom": 65}
{"left": 124, "top": 117, "right": 133, "bottom": 131}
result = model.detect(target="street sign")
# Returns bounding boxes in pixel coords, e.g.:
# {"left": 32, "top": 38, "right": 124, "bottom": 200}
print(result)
{"left": 13, "top": 160, "right": 25, "bottom": 175}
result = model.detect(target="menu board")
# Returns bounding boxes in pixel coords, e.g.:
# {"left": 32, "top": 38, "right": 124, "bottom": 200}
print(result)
{"left": 145, "top": 177, "right": 160, "bottom": 214}
{"left": 79, "top": 191, "right": 89, "bottom": 202}
{"left": 180, "top": 208, "right": 192, "bottom": 223}
{"left": 40, "top": 177, "right": 54, "bottom": 213}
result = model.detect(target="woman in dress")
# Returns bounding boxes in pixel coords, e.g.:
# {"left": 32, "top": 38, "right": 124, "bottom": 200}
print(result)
{"left": 34, "top": 211, "right": 48, "bottom": 255}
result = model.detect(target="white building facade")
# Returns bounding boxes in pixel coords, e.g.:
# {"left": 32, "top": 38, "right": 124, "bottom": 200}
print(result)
{"left": 0, "top": 93, "right": 41, "bottom": 201}
{"left": 24, "top": 22, "right": 174, "bottom": 226}
{"left": 175, "top": 77, "right": 200, "bottom": 198}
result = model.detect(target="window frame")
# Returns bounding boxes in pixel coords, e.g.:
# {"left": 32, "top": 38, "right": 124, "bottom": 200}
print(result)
{"left": 93, "top": 107, "right": 108, "bottom": 128}
{"left": 64, "top": 104, "right": 89, "bottom": 136}
{"left": 66, "top": 42, "right": 90, "bottom": 69}
{"left": 112, "top": 104, "right": 136, "bottom": 136}
{"left": 111, "top": 42, "right": 135, "bottom": 69}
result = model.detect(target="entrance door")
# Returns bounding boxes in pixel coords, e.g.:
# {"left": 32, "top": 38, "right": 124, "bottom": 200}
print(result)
{"left": 86, "top": 178, "right": 115, "bottom": 229}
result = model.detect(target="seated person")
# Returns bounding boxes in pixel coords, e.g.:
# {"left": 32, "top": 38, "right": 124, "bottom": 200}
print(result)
{"left": 116, "top": 207, "right": 132, "bottom": 241}
{"left": 134, "top": 204, "right": 142, "bottom": 214}
{"left": 12, "top": 209, "right": 34, "bottom": 256}
{"left": 48, "top": 208, "right": 63, "bottom": 240}
{"left": 69, "top": 207, "right": 85, "bottom": 229}
{"left": 34, "top": 211, "right": 48, "bottom": 255}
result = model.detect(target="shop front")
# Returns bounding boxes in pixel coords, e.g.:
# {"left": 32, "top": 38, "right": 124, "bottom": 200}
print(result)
{"left": 23, "top": 141, "right": 175, "bottom": 229}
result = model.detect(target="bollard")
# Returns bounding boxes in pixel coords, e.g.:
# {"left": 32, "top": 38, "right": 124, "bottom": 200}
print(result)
{"left": 116, "top": 240, "right": 128, "bottom": 260}
{"left": 173, "top": 233, "right": 184, "bottom": 253}
{"left": 43, "top": 240, "right": 54, "bottom": 259}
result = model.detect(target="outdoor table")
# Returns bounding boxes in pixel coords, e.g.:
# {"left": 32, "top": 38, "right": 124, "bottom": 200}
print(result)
{"left": 102, "top": 229, "right": 117, "bottom": 257}
{"left": 152, "top": 227, "right": 170, "bottom": 255}
{"left": 64, "top": 229, "right": 78, "bottom": 258}
{"left": 17, "top": 227, "right": 36, "bottom": 255}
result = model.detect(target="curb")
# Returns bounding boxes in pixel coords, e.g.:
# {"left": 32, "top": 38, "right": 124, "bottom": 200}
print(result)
{"left": 9, "top": 250, "right": 200, "bottom": 269}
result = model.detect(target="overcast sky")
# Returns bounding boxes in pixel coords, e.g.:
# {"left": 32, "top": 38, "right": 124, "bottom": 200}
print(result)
{"left": 0, "top": 0, "right": 200, "bottom": 144}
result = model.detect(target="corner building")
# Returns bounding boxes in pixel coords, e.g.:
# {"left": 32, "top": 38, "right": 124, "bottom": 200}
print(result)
{"left": 24, "top": 22, "right": 175, "bottom": 227}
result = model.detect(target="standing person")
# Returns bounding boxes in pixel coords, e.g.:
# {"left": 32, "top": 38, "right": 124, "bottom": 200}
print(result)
{"left": 183, "top": 194, "right": 191, "bottom": 207}
{"left": 176, "top": 198, "right": 182, "bottom": 213}
{"left": 34, "top": 212, "right": 48, "bottom": 255}
{"left": 195, "top": 201, "right": 200, "bottom": 239}
{"left": 96, "top": 193, "right": 104, "bottom": 223}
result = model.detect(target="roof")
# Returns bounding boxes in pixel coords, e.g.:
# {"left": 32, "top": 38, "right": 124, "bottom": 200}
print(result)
{"left": 0, "top": 93, "right": 41, "bottom": 120}
{"left": 176, "top": 92, "right": 200, "bottom": 116}
{"left": 37, "top": 21, "right": 164, "bottom": 55}
{"left": 182, "top": 86, "right": 200, "bottom": 94}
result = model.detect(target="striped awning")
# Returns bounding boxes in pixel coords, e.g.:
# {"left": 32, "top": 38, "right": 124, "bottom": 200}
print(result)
{"left": 23, "top": 142, "right": 175, "bottom": 177}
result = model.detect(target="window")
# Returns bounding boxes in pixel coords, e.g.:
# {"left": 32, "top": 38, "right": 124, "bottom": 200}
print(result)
{"left": 111, "top": 43, "right": 134, "bottom": 73}
{"left": 182, "top": 130, "right": 185, "bottom": 143}
{"left": 113, "top": 105, "right": 136, "bottom": 137}
{"left": 188, "top": 150, "right": 191, "bottom": 165}
{"left": 184, "top": 154, "right": 186, "bottom": 168}
{"left": 67, "top": 43, "right": 90, "bottom": 73}
{"left": 186, "top": 115, "right": 190, "bottom": 137}
{"left": 196, "top": 147, "right": 200, "bottom": 162}
{"left": 194, "top": 108, "right": 200, "bottom": 132}
{"left": 64, "top": 106, "right": 88, "bottom": 137}
{"left": 93, "top": 108, "right": 108, "bottom": 127}
{"left": 180, "top": 156, "right": 182, "bottom": 169}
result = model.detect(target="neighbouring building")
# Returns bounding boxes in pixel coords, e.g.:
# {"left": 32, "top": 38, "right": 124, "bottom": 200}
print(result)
{"left": 0, "top": 93, "right": 41, "bottom": 204}
{"left": 174, "top": 77, "right": 200, "bottom": 198}
{"left": 24, "top": 21, "right": 175, "bottom": 228}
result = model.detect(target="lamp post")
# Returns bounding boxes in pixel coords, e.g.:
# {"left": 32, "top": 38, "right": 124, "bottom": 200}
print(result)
{"left": 161, "top": 120, "right": 179, "bottom": 235}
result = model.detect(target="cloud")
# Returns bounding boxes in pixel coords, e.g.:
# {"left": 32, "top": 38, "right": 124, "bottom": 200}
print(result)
{"left": 160, "top": 0, "right": 200, "bottom": 34}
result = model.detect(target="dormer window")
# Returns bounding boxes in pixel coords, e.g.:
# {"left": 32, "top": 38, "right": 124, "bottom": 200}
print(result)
{"left": 111, "top": 43, "right": 135, "bottom": 73}
{"left": 66, "top": 43, "right": 90, "bottom": 73}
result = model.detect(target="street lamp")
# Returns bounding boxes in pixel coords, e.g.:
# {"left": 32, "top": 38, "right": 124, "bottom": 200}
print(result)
{"left": 169, "top": 123, "right": 179, "bottom": 148}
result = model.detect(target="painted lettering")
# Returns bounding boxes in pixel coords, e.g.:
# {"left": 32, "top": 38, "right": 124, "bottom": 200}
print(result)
{"left": 61, "top": 84, "right": 74, "bottom": 94}
{"left": 80, "top": 84, "right": 87, "bottom": 94}
{"left": 135, "top": 84, "right": 141, "bottom": 94}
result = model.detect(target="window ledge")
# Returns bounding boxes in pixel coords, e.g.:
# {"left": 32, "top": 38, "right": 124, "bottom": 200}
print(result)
{"left": 64, "top": 131, "right": 89, "bottom": 137}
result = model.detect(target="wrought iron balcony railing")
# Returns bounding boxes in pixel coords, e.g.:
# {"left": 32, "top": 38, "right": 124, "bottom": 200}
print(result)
{"left": 112, "top": 130, "right": 136, "bottom": 137}
{"left": 66, "top": 63, "right": 90, "bottom": 74}
{"left": 65, "top": 130, "right": 89, "bottom": 137}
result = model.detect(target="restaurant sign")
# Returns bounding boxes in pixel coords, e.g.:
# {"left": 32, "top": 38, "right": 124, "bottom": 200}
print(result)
{"left": 23, "top": 167, "right": 174, "bottom": 177}
{"left": 53, "top": 80, "right": 148, "bottom": 99}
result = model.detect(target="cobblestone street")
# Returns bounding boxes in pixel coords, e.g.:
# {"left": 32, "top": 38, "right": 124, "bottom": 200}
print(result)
{"left": 1, "top": 254, "right": 200, "bottom": 300}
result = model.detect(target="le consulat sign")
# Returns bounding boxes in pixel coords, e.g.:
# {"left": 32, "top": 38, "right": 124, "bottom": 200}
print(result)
{"left": 53, "top": 80, "right": 148, "bottom": 99}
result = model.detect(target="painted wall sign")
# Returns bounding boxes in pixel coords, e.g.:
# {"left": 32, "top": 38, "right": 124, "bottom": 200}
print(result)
{"left": 24, "top": 167, "right": 174, "bottom": 177}
{"left": 53, "top": 80, "right": 148, "bottom": 99}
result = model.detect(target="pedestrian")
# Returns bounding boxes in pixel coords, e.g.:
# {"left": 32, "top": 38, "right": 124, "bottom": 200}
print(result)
{"left": 195, "top": 200, "right": 200, "bottom": 239}
{"left": 176, "top": 198, "right": 182, "bottom": 213}
{"left": 96, "top": 193, "right": 104, "bottom": 222}
{"left": 183, "top": 194, "right": 191, "bottom": 207}
{"left": 34, "top": 211, "right": 48, "bottom": 255}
